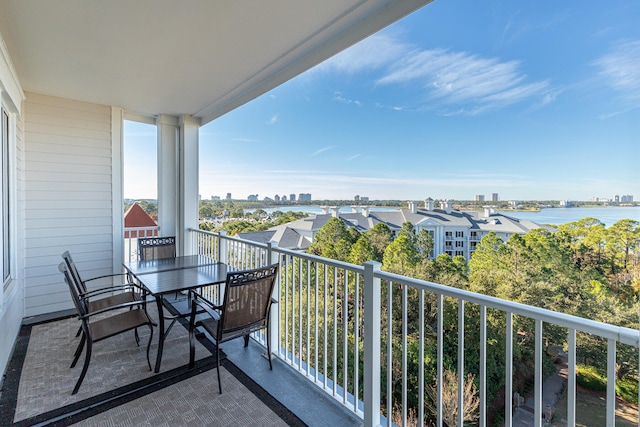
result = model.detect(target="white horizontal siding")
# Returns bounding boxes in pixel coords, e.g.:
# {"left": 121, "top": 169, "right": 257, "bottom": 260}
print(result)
{"left": 23, "top": 93, "right": 115, "bottom": 317}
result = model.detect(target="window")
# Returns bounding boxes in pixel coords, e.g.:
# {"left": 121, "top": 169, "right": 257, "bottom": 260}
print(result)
{"left": 2, "top": 108, "right": 10, "bottom": 285}
{"left": 455, "top": 231, "right": 464, "bottom": 238}
{"left": 455, "top": 251, "right": 464, "bottom": 257}
{"left": 455, "top": 241, "right": 464, "bottom": 248}
{"left": 445, "top": 231, "right": 453, "bottom": 238}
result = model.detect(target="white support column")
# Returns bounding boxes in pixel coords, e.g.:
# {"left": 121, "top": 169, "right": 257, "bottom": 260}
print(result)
{"left": 111, "top": 107, "right": 124, "bottom": 275}
{"left": 157, "top": 114, "right": 179, "bottom": 241}
{"left": 178, "top": 114, "right": 200, "bottom": 255}
{"left": 364, "top": 261, "right": 382, "bottom": 427}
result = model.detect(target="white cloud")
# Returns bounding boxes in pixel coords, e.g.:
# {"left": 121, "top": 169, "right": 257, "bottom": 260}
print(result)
{"left": 333, "top": 91, "right": 363, "bottom": 106}
{"left": 315, "top": 33, "right": 410, "bottom": 74}
{"left": 377, "top": 48, "right": 550, "bottom": 114}
{"left": 266, "top": 115, "right": 278, "bottom": 125}
{"left": 593, "top": 39, "right": 640, "bottom": 107}
{"left": 310, "top": 146, "right": 336, "bottom": 157}
{"left": 314, "top": 32, "right": 551, "bottom": 115}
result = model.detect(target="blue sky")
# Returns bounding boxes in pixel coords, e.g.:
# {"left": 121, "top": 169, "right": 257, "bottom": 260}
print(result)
{"left": 125, "top": 0, "right": 639, "bottom": 202}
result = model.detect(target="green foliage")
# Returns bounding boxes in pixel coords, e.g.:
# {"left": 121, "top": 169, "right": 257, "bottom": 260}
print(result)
{"left": 298, "top": 214, "right": 640, "bottom": 419}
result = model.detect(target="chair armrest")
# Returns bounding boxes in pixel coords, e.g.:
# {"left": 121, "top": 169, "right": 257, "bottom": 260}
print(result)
{"left": 189, "top": 291, "right": 222, "bottom": 322}
{"left": 84, "top": 272, "right": 131, "bottom": 283}
{"left": 81, "top": 283, "right": 144, "bottom": 299}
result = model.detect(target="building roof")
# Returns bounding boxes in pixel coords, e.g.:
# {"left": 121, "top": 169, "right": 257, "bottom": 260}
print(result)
{"left": 238, "top": 205, "right": 553, "bottom": 250}
{"left": 0, "top": 1, "right": 432, "bottom": 123}
{"left": 124, "top": 203, "right": 157, "bottom": 228}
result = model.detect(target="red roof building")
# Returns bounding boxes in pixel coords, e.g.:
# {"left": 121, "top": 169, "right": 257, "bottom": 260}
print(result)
{"left": 124, "top": 202, "right": 158, "bottom": 238}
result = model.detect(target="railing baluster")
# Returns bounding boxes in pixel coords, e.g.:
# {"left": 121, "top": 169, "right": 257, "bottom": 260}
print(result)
{"left": 354, "top": 272, "right": 360, "bottom": 414}
{"left": 534, "top": 319, "right": 543, "bottom": 427}
{"left": 333, "top": 266, "right": 338, "bottom": 397}
{"left": 314, "top": 261, "right": 319, "bottom": 384}
{"left": 298, "top": 257, "right": 303, "bottom": 370}
{"left": 568, "top": 328, "right": 576, "bottom": 426}
{"left": 458, "top": 299, "right": 464, "bottom": 427}
{"left": 480, "top": 305, "right": 487, "bottom": 427}
{"left": 505, "top": 311, "right": 513, "bottom": 427}
{"left": 324, "top": 263, "right": 328, "bottom": 390}
{"left": 306, "top": 258, "right": 311, "bottom": 377}
{"left": 437, "top": 294, "right": 443, "bottom": 427}
{"left": 607, "top": 339, "right": 616, "bottom": 427}
{"left": 402, "top": 283, "right": 408, "bottom": 427}
{"left": 419, "top": 289, "right": 424, "bottom": 426}
{"left": 343, "top": 267, "right": 349, "bottom": 405}
{"left": 387, "top": 280, "right": 393, "bottom": 426}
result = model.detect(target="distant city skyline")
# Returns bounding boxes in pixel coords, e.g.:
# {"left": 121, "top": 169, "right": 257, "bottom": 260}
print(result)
{"left": 124, "top": 0, "right": 640, "bottom": 202}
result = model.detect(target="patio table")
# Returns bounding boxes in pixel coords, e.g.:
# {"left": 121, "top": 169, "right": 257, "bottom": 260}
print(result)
{"left": 123, "top": 256, "right": 229, "bottom": 372}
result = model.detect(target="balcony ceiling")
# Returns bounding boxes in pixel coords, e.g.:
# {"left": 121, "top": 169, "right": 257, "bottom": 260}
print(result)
{"left": 0, "top": 0, "right": 430, "bottom": 125}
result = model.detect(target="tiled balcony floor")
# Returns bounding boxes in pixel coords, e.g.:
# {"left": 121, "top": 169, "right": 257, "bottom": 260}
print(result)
{"left": 0, "top": 297, "right": 360, "bottom": 426}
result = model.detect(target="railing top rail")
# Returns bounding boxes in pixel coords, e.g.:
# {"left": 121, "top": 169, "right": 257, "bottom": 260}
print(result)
{"left": 190, "top": 228, "right": 365, "bottom": 273}
{"left": 375, "top": 269, "right": 639, "bottom": 347}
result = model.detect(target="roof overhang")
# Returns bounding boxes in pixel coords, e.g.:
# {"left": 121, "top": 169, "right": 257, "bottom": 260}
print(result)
{"left": 0, "top": 0, "right": 431, "bottom": 125}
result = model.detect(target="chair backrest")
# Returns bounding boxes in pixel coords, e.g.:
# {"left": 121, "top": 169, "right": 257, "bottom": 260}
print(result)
{"left": 137, "top": 236, "right": 176, "bottom": 261}
{"left": 61, "top": 251, "right": 88, "bottom": 295}
{"left": 220, "top": 264, "right": 279, "bottom": 334}
{"left": 59, "top": 262, "right": 88, "bottom": 318}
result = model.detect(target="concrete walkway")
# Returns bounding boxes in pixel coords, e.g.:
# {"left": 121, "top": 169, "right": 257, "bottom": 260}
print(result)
{"left": 512, "top": 349, "right": 568, "bottom": 426}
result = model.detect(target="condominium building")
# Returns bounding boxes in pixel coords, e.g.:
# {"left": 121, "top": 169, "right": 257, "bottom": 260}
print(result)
{"left": 239, "top": 198, "right": 552, "bottom": 260}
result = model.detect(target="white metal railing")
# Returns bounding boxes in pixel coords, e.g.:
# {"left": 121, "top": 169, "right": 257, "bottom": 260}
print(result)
{"left": 189, "top": 228, "right": 640, "bottom": 427}
{"left": 124, "top": 226, "right": 160, "bottom": 262}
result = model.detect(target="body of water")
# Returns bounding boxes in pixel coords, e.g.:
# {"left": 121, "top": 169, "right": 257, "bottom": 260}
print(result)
{"left": 500, "top": 206, "right": 639, "bottom": 226}
{"left": 249, "top": 206, "right": 639, "bottom": 226}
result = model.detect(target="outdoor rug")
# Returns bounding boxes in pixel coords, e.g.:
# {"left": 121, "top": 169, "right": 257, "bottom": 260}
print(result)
{"left": 0, "top": 300, "right": 306, "bottom": 427}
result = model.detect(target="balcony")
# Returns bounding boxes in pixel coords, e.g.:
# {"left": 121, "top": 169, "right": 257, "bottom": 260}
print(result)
{"left": 1, "top": 229, "right": 638, "bottom": 425}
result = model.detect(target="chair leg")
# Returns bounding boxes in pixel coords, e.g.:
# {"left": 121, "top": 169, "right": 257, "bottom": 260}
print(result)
{"left": 216, "top": 344, "right": 222, "bottom": 394}
{"left": 75, "top": 325, "right": 82, "bottom": 338}
{"left": 134, "top": 327, "right": 140, "bottom": 346}
{"left": 188, "top": 323, "right": 196, "bottom": 369}
{"left": 70, "top": 334, "right": 86, "bottom": 369}
{"left": 72, "top": 339, "right": 92, "bottom": 395}
{"left": 145, "top": 324, "right": 154, "bottom": 371}
{"left": 243, "top": 334, "right": 250, "bottom": 347}
{"left": 266, "top": 325, "right": 273, "bottom": 370}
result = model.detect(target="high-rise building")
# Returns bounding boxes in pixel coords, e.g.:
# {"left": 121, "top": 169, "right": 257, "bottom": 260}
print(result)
{"left": 226, "top": 193, "right": 232, "bottom": 200}
{"left": 298, "top": 193, "right": 312, "bottom": 201}
{"left": 290, "top": 194, "right": 296, "bottom": 202}
{"left": 475, "top": 195, "right": 485, "bottom": 202}
{"left": 492, "top": 193, "right": 499, "bottom": 202}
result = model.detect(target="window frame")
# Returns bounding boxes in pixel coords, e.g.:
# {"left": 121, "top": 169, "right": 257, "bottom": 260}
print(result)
{"left": 1, "top": 107, "right": 10, "bottom": 288}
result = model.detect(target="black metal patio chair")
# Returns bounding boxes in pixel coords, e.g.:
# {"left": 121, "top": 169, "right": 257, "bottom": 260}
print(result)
{"left": 62, "top": 251, "right": 145, "bottom": 340}
{"left": 137, "top": 236, "right": 176, "bottom": 261}
{"left": 188, "top": 264, "right": 279, "bottom": 393}
{"left": 59, "top": 262, "right": 155, "bottom": 395}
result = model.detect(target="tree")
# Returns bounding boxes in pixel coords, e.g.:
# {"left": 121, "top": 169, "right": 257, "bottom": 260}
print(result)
{"left": 415, "top": 229, "right": 434, "bottom": 259}
{"left": 606, "top": 219, "right": 640, "bottom": 272}
{"left": 425, "top": 370, "right": 480, "bottom": 426}
{"left": 383, "top": 234, "right": 419, "bottom": 275}
{"left": 308, "top": 217, "right": 358, "bottom": 262}
{"left": 365, "top": 223, "right": 394, "bottom": 262}
{"left": 349, "top": 236, "right": 377, "bottom": 265}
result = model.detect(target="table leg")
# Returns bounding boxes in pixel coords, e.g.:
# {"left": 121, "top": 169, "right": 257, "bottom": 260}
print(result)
{"left": 154, "top": 295, "right": 165, "bottom": 373}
